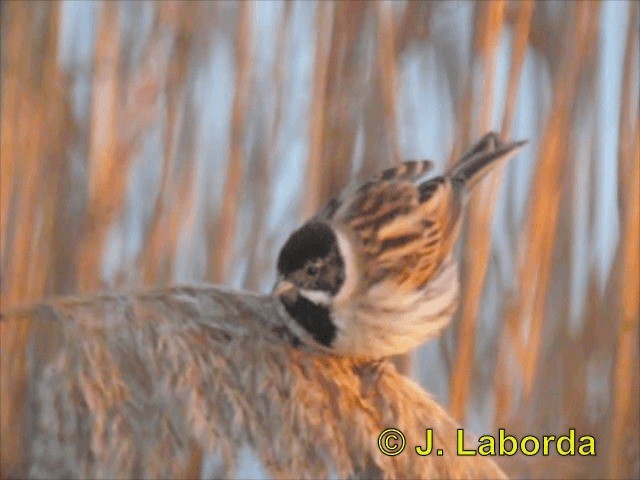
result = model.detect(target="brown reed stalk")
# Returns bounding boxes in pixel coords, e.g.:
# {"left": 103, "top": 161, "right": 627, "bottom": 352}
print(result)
{"left": 554, "top": 111, "right": 594, "bottom": 435}
{"left": 314, "top": 1, "right": 369, "bottom": 203}
{"left": 448, "top": 0, "right": 502, "bottom": 167}
{"left": 608, "top": 4, "right": 640, "bottom": 476}
{"left": 2, "top": 3, "right": 55, "bottom": 306}
{"left": 37, "top": 5, "right": 82, "bottom": 297}
{"left": 609, "top": 272, "right": 640, "bottom": 478}
{"left": 0, "top": 2, "right": 63, "bottom": 472}
{"left": 359, "top": 0, "right": 400, "bottom": 178}
{"left": 0, "top": 6, "right": 35, "bottom": 472}
{"left": 138, "top": 6, "right": 182, "bottom": 284}
{"left": 0, "top": 3, "right": 59, "bottom": 471}
{"left": 501, "top": 1, "right": 534, "bottom": 139}
{"left": 302, "top": 1, "right": 333, "bottom": 220}
{"left": 520, "top": 3, "right": 599, "bottom": 402}
{"left": 0, "top": 5, "right": 23, "bottom": 275}
{"left": 209, "top": 2, "right": 254, "bottom": 283}
{"left": 163, "top": 107, "right": 199, "bottom": 281}
{"left": 139, "top": 5, "right": 196, "bottom": 285}
{"left": 76, "top": 2, "right": 123, "bottom": 290}
{"left": 28, "top": 1, "right": 67, "bottom": 299}
{"left": 243, "top": 4, "right": 292, "bottom": 290}
{"left": 394, "top": 0, "right": 431, "bottom": 55}
{"left": 492, "top": 0, "right": 534, "bottom": 425}
{"left": 450, "top": 79, "right": 474, "bottom": 167}
{"left": 449, "top": 0, "right": 507, "bottom": 422}
{"left": 493, "top": 1, "right": 601, "bottom": 432}
{"left": 546, "top": 44, "right": 606, "bottom": 453}
{"left": 458, "top": 0, "right": 534, "bottom": 420}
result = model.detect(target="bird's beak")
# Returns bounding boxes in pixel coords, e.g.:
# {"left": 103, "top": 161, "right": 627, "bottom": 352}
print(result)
{"left": 271, "top": 280, "right": 296, "bottom": 299}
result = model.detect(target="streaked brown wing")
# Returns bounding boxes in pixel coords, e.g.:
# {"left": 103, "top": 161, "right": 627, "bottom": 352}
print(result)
{"left": 333, "top": 175, "right": 458, "bottom": 292}
{"left": 313, "top": 160, "right": 434, "bottom": 223}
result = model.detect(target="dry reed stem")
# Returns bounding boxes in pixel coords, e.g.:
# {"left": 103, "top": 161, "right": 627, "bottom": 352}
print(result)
{"left": 448, "top": 0, "right": 500, "bottom": 166}
{"left": 495, "top": 1, "right": 584, "bottom": 414}
{"left": 0, "top": 286, "right": 508, "bottom": 480}
{"left": 166, "top": 108, "right": 200, "bottom": 280}
{"left": 522, "top": 7, "right": 601, "bottom": 430}
{"left": 0, "top": 3, "right": 24, "bottom": 273}
{"left": 519, "top": 3, "right": 598, "bottom": 401}
{"left": 76, "top": 2, "right": 124, "bottom": 290}
{"left": 493, "top": 300, "right": 522, "bottom": 430}
{"left": 317, "top": 1, "right": 369, "bottom": 202}
{"left": 243, "top": 4, "right": 292, "bottom": 290}
{"left": 616, "top": 1, "right": 639, "bottom": 194}
{"left": 493, "top": 0, "right": 598, "bottom": 429}
{"left": 539, "top": 47, "right": 603, "bottom": 445}
{"left": 242, "top": 143, "right": 270, "bottom": 290}
{"left": 0, "top": 3, "right": 33, "bottom": 469}
{"left": 359, "top": 0, "right": 400, "bottom": 178}
{"left": 302, "top": 1, "right": 334, "bottom": 220}
{"left": 0, "top": 3, "right": 63, "bottom": 471}
{"left": 513, "top": 3, "right": 561, "bottom": 64}
{"left": 142, "top": 6, "right": 218, "bottom": 285}
{"left": 500, "top": 0, "right": 534, "bottom": 139}
{"left": 38, "top": 3, "right": 83, "bottom": 296}
{"left": 138, "top": 6, "right": 190, "bottom": 285}
{"left": 449, "top": 0, "right": 507, "bottom": 422}
{"left": 608, "top": 5, "right": 640, "bottom": 475}
{"left": 608, "top": 129, "right": 639, "bottom": 478}
{"left": 173, "top": 151, "right": 199, "bottom": 276}
{"left": 209, "top": 3, "right": 254, "bottom": 283}
{"left": 394, "top": 1, "right": 431, "bottom": 55}
{"left": 547, "top": 123, "right": 588, "bottom": 433}
{"left": 450, "top": 79, "right": 474, "bottom": 167}
{"left": 492, "top": 0, "right": 534, "bottom": 426}
{"left": 22, "top": 0, "right": 64, "bottom": 297}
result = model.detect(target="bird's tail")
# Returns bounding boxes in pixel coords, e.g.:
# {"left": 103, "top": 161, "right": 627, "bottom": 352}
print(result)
{"left": 448, "top": 132, "right": 527, "bottom": 191}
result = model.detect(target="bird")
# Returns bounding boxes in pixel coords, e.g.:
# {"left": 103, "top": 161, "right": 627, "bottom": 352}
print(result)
{"left": 272, "top": 132, "right": 527, "bottom": 358}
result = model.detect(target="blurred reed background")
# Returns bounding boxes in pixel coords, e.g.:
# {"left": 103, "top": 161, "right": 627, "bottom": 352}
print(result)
{"left": 1, "top": 1, "right": 638, "bottom": 479}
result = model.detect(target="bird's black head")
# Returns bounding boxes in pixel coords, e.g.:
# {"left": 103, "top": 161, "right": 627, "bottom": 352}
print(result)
{"left": 276, "top": 221, "right": 345, "bottom": 296}
{"left": 273, "top": 222, "right": 345, "bottom": 348}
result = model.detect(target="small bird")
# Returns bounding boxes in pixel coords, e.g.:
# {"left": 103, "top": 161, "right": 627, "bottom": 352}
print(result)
{"left": 273, "top": 132, "right": 526, "bottom": 358}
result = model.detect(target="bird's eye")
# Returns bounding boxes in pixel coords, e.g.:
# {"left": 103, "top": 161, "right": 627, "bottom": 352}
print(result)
{"left": 306, "top": 265, "right": 319, "bottom": 276}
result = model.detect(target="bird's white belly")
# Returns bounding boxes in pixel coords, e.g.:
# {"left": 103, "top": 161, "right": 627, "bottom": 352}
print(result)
{"left": 330, "top": 256, "right": 460, "bottom": 357}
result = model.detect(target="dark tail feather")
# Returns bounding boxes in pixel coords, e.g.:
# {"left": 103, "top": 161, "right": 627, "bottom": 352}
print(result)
{"left": 448, "top": 132, "right": 527, "bottom": 190}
